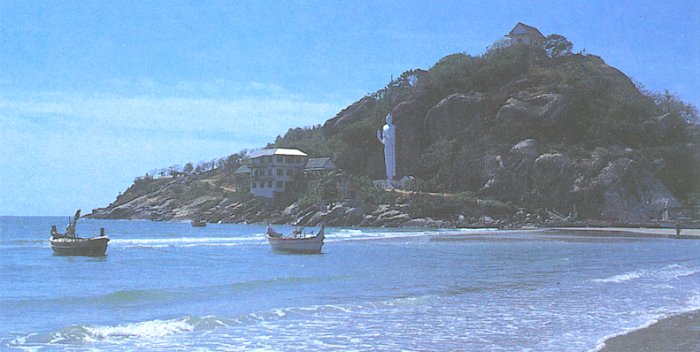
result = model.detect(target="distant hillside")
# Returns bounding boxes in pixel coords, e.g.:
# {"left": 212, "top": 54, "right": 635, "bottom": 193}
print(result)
{"left": 91, "top": 40, "right": 700, "bottom": 226}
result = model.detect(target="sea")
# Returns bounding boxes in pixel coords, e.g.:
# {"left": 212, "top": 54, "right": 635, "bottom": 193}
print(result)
{"left": 1, "top": 216, "right": 699, "bottom": 352}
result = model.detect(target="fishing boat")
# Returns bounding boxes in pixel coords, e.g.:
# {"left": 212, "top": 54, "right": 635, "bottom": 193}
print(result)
{"left": 266, "top": 223, "right": 325, "bottom": 254}
{"left": 50, "top": 209, "right": 109, "bottom": 256}
{"left": 191, "top": 219, "right": 207, "bottom": 227}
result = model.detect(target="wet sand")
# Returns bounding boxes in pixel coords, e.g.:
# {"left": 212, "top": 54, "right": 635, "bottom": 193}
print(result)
{"left": 548, "top": 227, "right": 700, "bottom": 239}
{"left": 598, "top": 310, "right": 700, "bottom": 352}
{"left": 431, "top": 227, "right": 700, "bottom": 241}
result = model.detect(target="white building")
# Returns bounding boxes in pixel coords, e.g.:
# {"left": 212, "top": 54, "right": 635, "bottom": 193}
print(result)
{"left": 507, "top": 22, "right": 545, "bottom": 47}
{"left": 249, "top": 148, "right": 308, "bottom": 199}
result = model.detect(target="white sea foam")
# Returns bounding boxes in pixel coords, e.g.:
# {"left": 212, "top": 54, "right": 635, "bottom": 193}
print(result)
{"left": 593, "top": 264, "right": 700, "bottom": 284}
{"left": 593, "top": 271, "right": 646, "bottom": 283}
{"left": 110, "top": 228, "right": 482, "bottom": 248}
{"left": 111, "top": 236, "right": 263, "bottom": 248}
{"left": 686, "top": 290, "right": 700, "bottom": 309}
{"left": 82, "top": 318, "right": 194, "bottom": 340}
{"left": 663, "top": 264, "right": 700, "bottom": 279}
{"left": 326, "top": 230, "right": 453, "bottom": 242}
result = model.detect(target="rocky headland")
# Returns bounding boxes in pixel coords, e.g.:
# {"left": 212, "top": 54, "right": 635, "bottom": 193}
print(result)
{"left": 89, "top": 43, "right": 699, "bottom": 227}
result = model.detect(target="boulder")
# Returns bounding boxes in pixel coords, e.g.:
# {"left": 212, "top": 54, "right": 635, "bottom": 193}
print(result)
{"left": 306, "top": 211, "right": 327, "bottom": 227}
{"left": 424, "top": 93, "right": 486, "bottom": 142}
{"left": 400, "top": 218, "right": 434, "bottom": 228}
{"left": 283, "top": 202, "right": 300, "bottom": 216}
{"left": 377, "top": 209, "right": 402, "bottom": 219}
{"left": 575, "top": 158, "right": 680, "bottom": 222}
{"left": 479, "top": 139, "right": 540, "bottom": 201}
{"left": 322, "top": 96, "right": 377, "bottom": 135}
{"left": 510, "top": 139, "right": 540, "bottom": 158}
{"left": 495, "top": 93, "right": 567, "bottom": 141}
{"left": 531, "top": 153, "right": 574, "bottom": 210}
{"left": 359, "top": 214, "right": 376, "bottom": 227}
{"left": 344, "top": 207, "right": 364, "bottom": 226}
{"left": 392, "top": 99, "right": 429, "bottom": 177}
{"left": 383, "top": 213, "right": 411, "bottom": 227}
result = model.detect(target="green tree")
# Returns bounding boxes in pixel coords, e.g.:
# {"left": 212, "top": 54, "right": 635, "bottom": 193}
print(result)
{"left": 544, "top": 34, "right": 573, "bottom": 58}
{"left": 183, "top": 162, "right": 194, "bottom": 174}
{"left": 652, "top": 90, "right": 699, "bottom": 124}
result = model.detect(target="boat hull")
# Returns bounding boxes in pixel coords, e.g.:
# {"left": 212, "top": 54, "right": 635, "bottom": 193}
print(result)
{"left": 266, "top": 235, "right": 324, "bottom": 254}
{"left": 191, "top": 220, "right": 206, "bottom": 227}
{"left": 50, "top": 237, "right": 110, "bottom": 256}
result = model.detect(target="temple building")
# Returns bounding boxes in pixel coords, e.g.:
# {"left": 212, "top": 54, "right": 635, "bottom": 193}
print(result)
{"left": 507, "top": 22, "right": 545, "bottom": 47}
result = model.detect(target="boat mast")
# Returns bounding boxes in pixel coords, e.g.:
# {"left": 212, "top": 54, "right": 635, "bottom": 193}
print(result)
{"left": 65, "top": 209, "right": 81, "bottom": 238}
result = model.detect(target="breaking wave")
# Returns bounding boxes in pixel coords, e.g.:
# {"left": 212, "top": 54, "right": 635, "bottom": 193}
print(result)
{"left": 110, "top": 236, "right": 264, "bottom": 248}
{"left": 593, "top": 264, "right": 700, "bottom": 283}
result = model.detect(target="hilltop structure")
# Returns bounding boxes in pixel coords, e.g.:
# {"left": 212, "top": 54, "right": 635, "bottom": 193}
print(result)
{"left": 507, "top": 22, "right": 545, "bottom": 47}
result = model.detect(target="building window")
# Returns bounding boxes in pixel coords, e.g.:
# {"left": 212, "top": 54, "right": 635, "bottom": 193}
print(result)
{"left": 286, "top": 169, "right": 292, "bottom": 176}
{"left": 277, "top": 168, "right": 283, "bottom": 176}
{"left": 251, "top": 182, "right": 256, "bottom": 189}
{"left": 267, "top": 181, "right": 272, "bottom": 188}
{"left": 277, "top": 156, "right": 283, "bottom": 163}
{"left": 276, "top": 180, "right": 283, "bottom": 188}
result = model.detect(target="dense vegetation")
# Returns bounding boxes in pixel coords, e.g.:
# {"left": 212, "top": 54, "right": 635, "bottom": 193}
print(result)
{"left": 272, "top": 39, "right": 699, "bottom": 206}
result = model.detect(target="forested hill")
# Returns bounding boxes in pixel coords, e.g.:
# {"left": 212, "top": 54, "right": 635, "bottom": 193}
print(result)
{"left": 91, "top": 39, "right": 699, "bottom": 225}
{"left": 272, "top": 43, "right": 699, "bottom": 221}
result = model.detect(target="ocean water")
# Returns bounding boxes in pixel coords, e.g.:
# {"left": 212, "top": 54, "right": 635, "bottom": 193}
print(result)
{"left": 1, "top": 217, "right": 699, "bottom": 351}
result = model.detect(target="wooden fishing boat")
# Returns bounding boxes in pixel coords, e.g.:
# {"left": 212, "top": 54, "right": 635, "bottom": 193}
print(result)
{"left": 266, "top": 223, "right": 325, "bottom": 254}
{"left": 191, "top": 219, "right": 207, "bottom": 227}
{"left": 50, "top": 209, "right": 109, "bottom": 256}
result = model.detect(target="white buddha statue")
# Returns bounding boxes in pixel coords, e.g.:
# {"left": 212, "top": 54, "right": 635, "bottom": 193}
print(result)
{"left": 376, "top": 113, "right": 396, "bottom": 184}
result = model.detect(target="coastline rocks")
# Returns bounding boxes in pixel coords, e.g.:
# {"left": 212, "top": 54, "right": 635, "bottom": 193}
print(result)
{"left": 479, "top": 139, "right": 540, "bottom": 201}
{"left": 531, "top": 153, "right": 574, "bottom": 210}
{"left": 575, "top": 158, "right": 680, "bottom": 222}
{"left": 400, "top": 218, "right": 451, "bottom": 228}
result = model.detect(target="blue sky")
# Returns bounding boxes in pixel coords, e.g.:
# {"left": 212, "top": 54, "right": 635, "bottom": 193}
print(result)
{"left": 1, "top": 0, "right": 698, "bottom": 216}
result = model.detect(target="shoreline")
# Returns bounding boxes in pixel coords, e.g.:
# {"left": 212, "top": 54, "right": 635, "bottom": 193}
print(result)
{"left": 596, "top": 309, "right": 700, "bottom": 352}
{"left": 430, "top": 226, "right": 700, "bottom": 241}
{"left": 544, "top": 226, "right": 700, "bottom": 239}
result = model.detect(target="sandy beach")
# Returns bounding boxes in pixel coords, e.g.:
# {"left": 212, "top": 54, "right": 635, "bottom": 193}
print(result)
{"left": 598, "top": 310, "right": 700, "bottom": 352}
{"left": 547, "top": 227, "right": 700, "bottom": 239}
{"left": 431, "top": 226, "right": 700, "bottom": 241}
{"left": 556, "top": 227, "right": 700, "bottom": 351}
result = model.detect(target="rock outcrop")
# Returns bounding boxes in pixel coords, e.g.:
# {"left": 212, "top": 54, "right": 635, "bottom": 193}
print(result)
{"left": 574, "top": 158, "right": 680, "bottom": 222}
{"left": 91, "top": 47, "right": 698, "bottom": 227}
{"left": 424, "top": 93, "right": 486, "bottom": 142}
